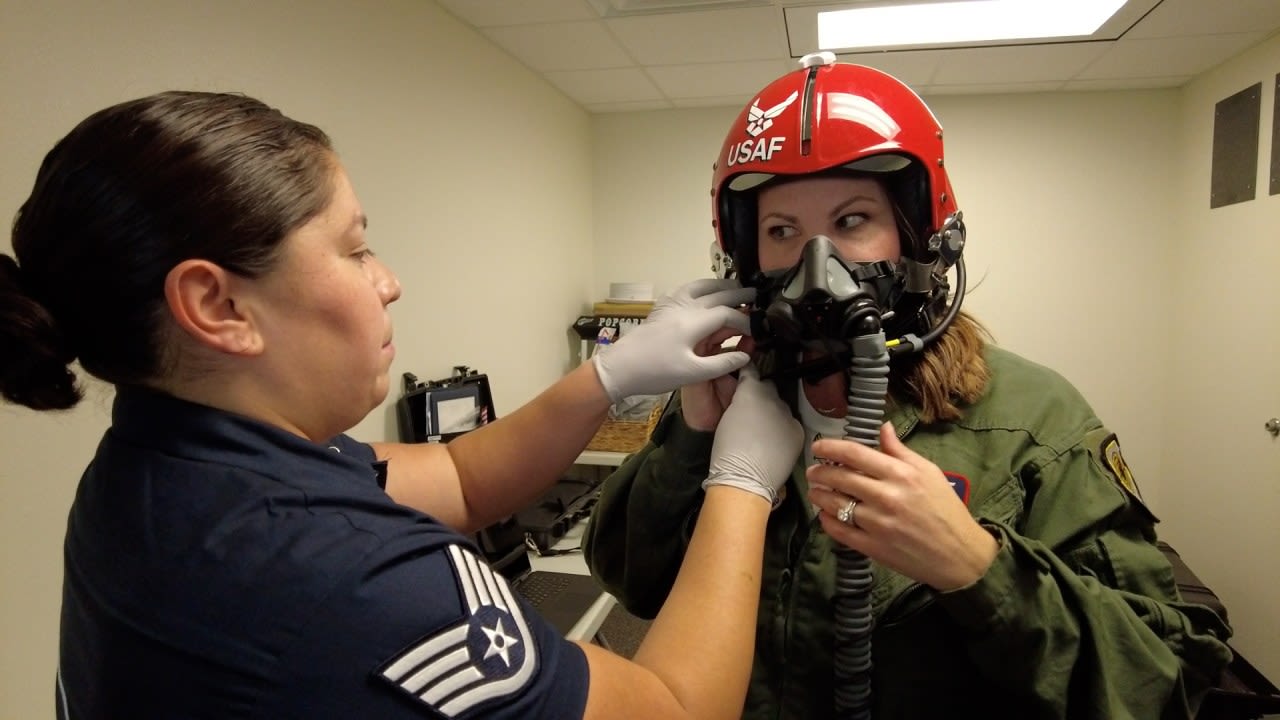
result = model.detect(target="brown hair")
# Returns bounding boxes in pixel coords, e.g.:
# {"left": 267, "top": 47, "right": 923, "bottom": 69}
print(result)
{"left": 891, "top": 311, "right": 991, "bottom": 424}
{"left": 1, "top": 91, "right": 335, "bottom": 410}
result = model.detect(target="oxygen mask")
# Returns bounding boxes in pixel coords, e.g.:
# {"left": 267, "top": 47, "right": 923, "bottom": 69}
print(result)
{"left": 749, "top": 235, "right": 894, "bottom": 384}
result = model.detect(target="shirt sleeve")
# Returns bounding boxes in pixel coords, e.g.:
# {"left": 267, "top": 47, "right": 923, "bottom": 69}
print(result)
{"left": 258, "top": 523, "right": 589, "bottom": 719}
{"left": 935, "top": 429, "right": 1233, "bottom": 719}
{"left": 582, "top": 397, "right": 714, "bottom": 619}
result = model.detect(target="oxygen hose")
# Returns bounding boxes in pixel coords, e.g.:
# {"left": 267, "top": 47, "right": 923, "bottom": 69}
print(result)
{"left": 755, "top": 232, "right": 966, "bottom": 717}
{"left": 832, "top": 329, "right": 890, "bottom": 719}
{"left": 830, "top": 258, "right": 965, "bottom": 716}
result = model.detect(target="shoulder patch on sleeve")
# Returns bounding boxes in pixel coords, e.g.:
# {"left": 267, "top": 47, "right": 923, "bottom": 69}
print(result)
{"left": 1086, "top": 429, "right": 1157, "bottom": 521}
{"left": 374, "top": 544, "right": 539, "bottom": 718}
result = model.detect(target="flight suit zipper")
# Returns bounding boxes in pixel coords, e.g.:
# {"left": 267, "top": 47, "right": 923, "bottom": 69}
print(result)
{"left": 773, "top": 566, "right": 792, "bottom": 660}
{"left": 771, "top": 507, "right": 810, "bottom": 720}
{"left": 880, "top": 582, "right": 932, "bottom": 628}
{"left": 772, "top": 413, "right": 915, "bottom": 719}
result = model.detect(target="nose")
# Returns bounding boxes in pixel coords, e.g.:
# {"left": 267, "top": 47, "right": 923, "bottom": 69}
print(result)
{"left": 375, "top": 259, "right": 402, "bottom": 305}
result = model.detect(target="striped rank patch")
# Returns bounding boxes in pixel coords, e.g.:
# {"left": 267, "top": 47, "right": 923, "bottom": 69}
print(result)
{"left": 376, "top": 544, "right": 539, "bottom": 718}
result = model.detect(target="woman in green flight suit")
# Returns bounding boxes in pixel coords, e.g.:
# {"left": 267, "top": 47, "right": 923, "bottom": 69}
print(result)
{"left": 583, "top": 54, "right": 1232, "bottom": 719}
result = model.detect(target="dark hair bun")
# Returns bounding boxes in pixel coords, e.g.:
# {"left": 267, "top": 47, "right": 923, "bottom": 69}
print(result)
{"left": 0, "top": 254, "right": 82, "bottom": 410}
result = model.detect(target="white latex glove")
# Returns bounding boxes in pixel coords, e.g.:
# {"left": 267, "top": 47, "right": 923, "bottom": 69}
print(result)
{"left": 592, "top": 278, "right": 755, "bottom": 404}
{"left": 701, "top": 364, "right": 803, "bottom": 507}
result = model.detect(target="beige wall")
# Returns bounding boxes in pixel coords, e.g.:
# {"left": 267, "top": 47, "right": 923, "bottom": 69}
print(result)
{"left": 1166, "top": 32, "right": 1280, "bottom": 680}
{"left": 0, "top": 1, "right": 593, "bottom": 716}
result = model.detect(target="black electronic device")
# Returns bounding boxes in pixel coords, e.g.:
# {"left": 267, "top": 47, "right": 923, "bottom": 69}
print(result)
{"left": 396, "top": 366, "right": 497, "bottom": 444}
{"left": 515, "top": 476, "right": 600, "bottom": 555}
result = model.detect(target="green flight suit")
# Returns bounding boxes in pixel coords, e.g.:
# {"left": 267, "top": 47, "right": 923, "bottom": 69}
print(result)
{"left": 583, "top": 345, "right": 1232, "bottom": 719}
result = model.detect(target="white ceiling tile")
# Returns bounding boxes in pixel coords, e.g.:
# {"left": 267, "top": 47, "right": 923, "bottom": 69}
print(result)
{"left": 1124, "top": 0, "right": 1280, "bottom": 38}
{"left": 1093, "top": 0, "right": 1162, "bottom": 37}
{"left": 835, "top": 48, "right": 948, "bottom": 87}
{"left": 586, "top": 99, "right": 677, "bottom": 113}
{"left": 481, "top": 21, "right": 633, "bottom": 71}
{"left": 780, "top": 3, "right": 835, "bottom": 56}
{"left": 921, "top": 81, "right": 1066, "bottom": 97}
{"left": 1079, "top": 33, "right": 1267, "bottom": 80}
{"left": 1061, "top": 76, "right": 1190, "bottom": 92}
{"left": 671, "top": 94, "right": 755, "bottom": 108}
{"left": 435, "top": 0, "right": 598, "bottom": 27}
{"left": 606, "top": 6, "right": 787, "bottom": 64}
{"left": 932, "top": 42, "right": 1112, "bottom": 85}
{"left": 646, "top": 59, "right": 794, "bottom": 98}
{"left": 544, "top": 67, "right": 667, "bottom": 104}
{"left": 589, "top": 0, "right": 771, "bottom": 13}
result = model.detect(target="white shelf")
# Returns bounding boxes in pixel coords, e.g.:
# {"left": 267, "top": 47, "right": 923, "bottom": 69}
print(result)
{"left": 576, "top": 450, "right": 628, "bottom": 467}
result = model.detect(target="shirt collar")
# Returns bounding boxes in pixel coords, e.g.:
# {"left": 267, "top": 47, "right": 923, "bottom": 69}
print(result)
{"left": 108, "top": 385, "right": 379, "bottom": 487}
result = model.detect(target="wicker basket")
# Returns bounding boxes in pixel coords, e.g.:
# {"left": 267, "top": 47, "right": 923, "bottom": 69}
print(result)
{"left": 585, "top": 401, "right": 664, "bottom": 454}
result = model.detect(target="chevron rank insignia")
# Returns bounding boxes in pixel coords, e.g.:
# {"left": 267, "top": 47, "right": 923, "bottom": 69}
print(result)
{"left": 376, "top": 544, "right": 538, "bottom": 718}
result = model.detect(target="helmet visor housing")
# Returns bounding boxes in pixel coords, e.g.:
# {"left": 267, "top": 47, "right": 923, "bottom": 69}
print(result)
{"left": 711, "top": 61, "right": 958, "bottom": 281}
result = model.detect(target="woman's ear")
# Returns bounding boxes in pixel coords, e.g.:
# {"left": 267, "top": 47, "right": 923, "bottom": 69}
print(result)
{"left": 163, "top": 260, "right": 263, "bottom": 355}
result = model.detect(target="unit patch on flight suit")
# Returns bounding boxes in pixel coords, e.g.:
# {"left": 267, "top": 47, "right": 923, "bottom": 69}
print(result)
{"left": 1086, "top": 429, "right": 1156, "bottom": 520}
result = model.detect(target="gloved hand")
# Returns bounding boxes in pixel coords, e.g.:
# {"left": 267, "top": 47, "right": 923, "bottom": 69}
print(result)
{"left": 701, "top": 364, "right": 802, "bottom": 507}
{"left": 592, "top": 278, "right": 755, "bottom": 404}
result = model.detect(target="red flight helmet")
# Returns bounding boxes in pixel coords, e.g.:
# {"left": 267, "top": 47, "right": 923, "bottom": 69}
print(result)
{"left": 711, "top": 53, "right": 962, "bottom": 286}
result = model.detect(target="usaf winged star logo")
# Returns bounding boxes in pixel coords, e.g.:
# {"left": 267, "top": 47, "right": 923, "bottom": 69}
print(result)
{"left": 377, "top": 545, "right": 538, "bottom": 718}
{"left": 746, "top": 90, "right": 799, "bottom": 137}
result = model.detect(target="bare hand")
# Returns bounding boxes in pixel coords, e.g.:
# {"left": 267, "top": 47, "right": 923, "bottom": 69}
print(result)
{"left": 681, "top": 330, "right": 755, "bottom": 432}
{"left": 806, "top": 422, "right": 998, "bottom": 591}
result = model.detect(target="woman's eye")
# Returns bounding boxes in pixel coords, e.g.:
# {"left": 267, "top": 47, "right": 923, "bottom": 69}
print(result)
{"left": 836, "top": 213, "right": 868, "bottom": 231}
{"left": 353, "top": 248, "right": 376, "bottom": 262}
{"left": 766, "top": 225, "right": 799, "bottom": 241}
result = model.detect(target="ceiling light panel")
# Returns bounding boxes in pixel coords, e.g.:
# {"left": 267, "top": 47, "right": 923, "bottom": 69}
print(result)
{"left": 785, "top": 0, "right": 1158, "bottom": 56}
{"left": 818, "top": 0, "right": 1128, "bottom": 51}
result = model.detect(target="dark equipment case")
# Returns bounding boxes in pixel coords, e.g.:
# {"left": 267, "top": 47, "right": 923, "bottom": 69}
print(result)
{"left": 1157, "top": 541, "right": 1280, "bottom": 719}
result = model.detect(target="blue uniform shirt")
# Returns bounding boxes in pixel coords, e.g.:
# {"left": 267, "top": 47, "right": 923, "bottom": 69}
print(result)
{"left": 57, "top": 386, "right": 589, "bottom": 719}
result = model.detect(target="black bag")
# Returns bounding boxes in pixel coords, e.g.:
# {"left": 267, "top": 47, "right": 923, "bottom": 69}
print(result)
{"left": 515, "top": 476, "right": 600, "bottom": 554}
{"left": 1158, "top": 542, "right": 1280, "bottom": 720}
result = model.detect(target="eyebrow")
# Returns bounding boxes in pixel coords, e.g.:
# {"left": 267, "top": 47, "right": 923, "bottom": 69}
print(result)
{"left": 758, "top": 194, "right": 880, "bottom": 225}
{"left": 760, "top": 210, "right": 799, "bottom": 225}
{"left": 350, "top": 213, "right": 368, "bottom": 232}
{"left": 829, "top": 194, "right": 879, "bottom": 218}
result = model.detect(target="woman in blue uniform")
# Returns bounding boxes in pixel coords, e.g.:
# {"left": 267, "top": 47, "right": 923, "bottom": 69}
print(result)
{"left": 0, "top": 90, "right": 802, "bottom": 719}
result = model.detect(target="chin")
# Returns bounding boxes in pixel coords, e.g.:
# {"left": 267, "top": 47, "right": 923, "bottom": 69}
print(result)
{"left": 372, "top": 377, "right": 391, "bottom": 406}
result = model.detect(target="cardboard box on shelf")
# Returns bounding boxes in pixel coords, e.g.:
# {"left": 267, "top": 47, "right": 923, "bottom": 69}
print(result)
{"left": 592, "top": 300, "right": 652, "bottom": 318}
